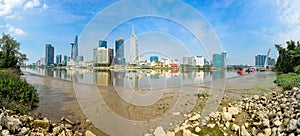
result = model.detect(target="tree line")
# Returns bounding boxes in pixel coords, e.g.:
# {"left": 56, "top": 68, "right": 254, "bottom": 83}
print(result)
{"left": 275, "top": 40, "right": 300, "bottom": 73}
{"left": 0, "top": 33, "right": 28, "bottom": 69}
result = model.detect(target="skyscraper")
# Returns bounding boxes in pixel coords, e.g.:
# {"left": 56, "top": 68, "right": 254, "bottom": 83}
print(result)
{"left": 212, "top": 54, "right": 222, "bottom": 68}
{"left": 99, "top": 40, "right": 107, "bottom": 48}
{"left": 71, "top": 35, "right": 78, "bottom": 61}
{"left": 114, "top": 37, "right": 125, "bottom": 64}
{"left": 56, "top": 54, "right": 62, "bottom": 64}
{"left": 45, "top": 44, "right": 54, "bottom": 66}
{"left": 130, "top": 26, "right": 138, "bottom": 64}
{"left": 221, "top": 51, "right": 227, "bottom": 68}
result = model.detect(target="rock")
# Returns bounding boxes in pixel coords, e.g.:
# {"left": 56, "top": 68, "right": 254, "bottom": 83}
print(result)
{"left": 274, "top": 120, "right": 282, "bottom": 126}
{"left": 59, "top": 130, "right": 66, "bottom": 136}
{"left": 262, "top": 118, "right": 270, "bottom": 127}
{"left": 154, "top": 126, "right": 166, "bottom": 136}
{"left": 253, "top": 95, "right": 259, "bottom": 100}
{"left": 240, "top": 125, "right": 250, "bottom": 136}
{"left": 6, "top": 116, "right": 21, "bottom": 133}
{"left": 182, "top": 129, "right": 194, "bottom": 136}
{"left": 264, "top": 128, "right": 271, "bottom": 136}
{"left": 1, "top": 130, "right": 9, "bottom": 136}
{"left": 20, "top": 127, "right": 28, "bottom": 134}
{"left": 195, "top": 127, "right": 201, "bottom": 133}
{"left": 257, "top": 133, "right": 264, "bottom": 136}
{"left": 33, "top": 119, "right": 50, "bottom": 131}
{"left": 222, "top": 112, "right": 232, "bottom": 121}
{"left": 166, "top": 131, "right": 175, "bottom": 136}
{"left": 189, "top": 114, "right": 200, "bottom": 121}
{"left": 207, "top": 123, "right": 215, "bottom": 128}
{"left": 6, "top": 121, "right": 16, "bottom": 133}
{"left": 172, "top": 112, "right": 181, "bottom": 116}
{"left": 287, "top": 119, "right": 297, "bottom": 131}
{"left": 231, "top": 124, "right": 240, "bottom": 132}
{"left": 65, "top": 124, "right": 72, "bottom": 129}
{"left": 66, "top": 129, "right": 73, "bottom": 136}
{"left": 228, "top": 107, "right": 239, "bottom": 116}
{"left": 0, "top": 126, "right": 2, "bottom": 131}
{"left": 244, "top": 123, "right": 249, "bottom": 128}
{"left": 85, "top": 130, "right": 96, "bottom": 136}
{"left": 288, "top": 133, "right": 295, "bottom": 136}
{"left": 225, "top": 121, "right": 230, "bottom": 128}
{"left": 53, "top": 126, "right": 62, "bottom": 135}
{"left": 297, "top": 118, "right": 300, "bottom": 126}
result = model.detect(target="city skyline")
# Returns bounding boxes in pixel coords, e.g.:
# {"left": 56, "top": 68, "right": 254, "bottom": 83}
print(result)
{"left": 1, "top": 0, "right": 299, "bottom": 65}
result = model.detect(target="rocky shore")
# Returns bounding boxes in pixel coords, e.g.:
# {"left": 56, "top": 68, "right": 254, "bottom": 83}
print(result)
{"left": 0, "top": 109, "right": 96, "bottom": 136}
{"left": 150, "top": 87, "right": 300, "bottom": 136}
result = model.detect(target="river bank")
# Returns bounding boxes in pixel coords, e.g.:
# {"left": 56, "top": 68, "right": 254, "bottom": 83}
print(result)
{"left": 18, "top": 70, "right": 279, "bottom": 135}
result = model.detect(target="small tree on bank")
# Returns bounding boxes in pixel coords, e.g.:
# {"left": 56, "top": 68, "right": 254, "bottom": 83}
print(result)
{"left": 0, "top": 33, "right": 27, "bottom": 69}
{"left": 275, "top": 40, "right": 300, "bottom": 73}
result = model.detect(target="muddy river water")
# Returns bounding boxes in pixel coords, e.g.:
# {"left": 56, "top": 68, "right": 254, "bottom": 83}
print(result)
{"left": 22, "top": 68, "right": 277, "bottom": 135}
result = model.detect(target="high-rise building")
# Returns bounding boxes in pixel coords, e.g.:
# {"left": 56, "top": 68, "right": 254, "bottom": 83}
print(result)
{"left": 150, "top": 56, "right": 158, "bottom": 62}
{"left": 99, "top": 40, "right": 107, "bottom": 48}
{"left": 222, "top": 51, "right": 227, "bottom": 68}
{"left": 45, "top": 44, "right": 54, "bottom": 66}
{"left": 255, "top": 55, "right": 274, "bottom": 67}
{"left": 114, "top": 37, "right": 126, "bottom": 64}
{"left": 40, "top": 57, "right": 45, "bottom": 66}
{"left": 108, "top": 48, "right": 114, "bottom": 64}
{"left": 63, "top": 56, "right": 67, "bottom": 66}
{"left": 93, "top": 47, "right": 110, "bottom": 66}
{"left": 77, "top": 55, "right": 84, "bottom": 62}
{"left": 56, "top": 54, "right": 62, "bottom": 64}
{"left": 71, "top": 35, "right": 79, "bottom": 61}
{"left": 130, "top": 26, "right": 138, "bottom": 64}
{"left": 212, "top": 54, "right": 222, "bottom": 68}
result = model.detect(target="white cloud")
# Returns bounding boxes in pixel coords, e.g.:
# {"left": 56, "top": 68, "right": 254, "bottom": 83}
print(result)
{"left": 41, "top": 3, "right": 48, "bottom": 10}
{"left": 274, "top": 0, "right": 300, "bottom": 43}
{"left": 6, "top": 24, "right": 26, "bottom": 35}
{"left": 23, "top": 0, "right": 40, "bottom": 10}
{"left": 0, "top": 0, "right": 26, "bottom": 16}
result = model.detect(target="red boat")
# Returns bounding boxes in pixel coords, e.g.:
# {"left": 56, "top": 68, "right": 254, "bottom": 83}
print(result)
{"left": 237, "top": 69, "right": 246, "bottom": 75}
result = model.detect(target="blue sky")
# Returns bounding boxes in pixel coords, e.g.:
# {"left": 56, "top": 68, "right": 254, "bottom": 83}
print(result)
{"left": 0, "top": 0, "right": 298, "bottom": 65}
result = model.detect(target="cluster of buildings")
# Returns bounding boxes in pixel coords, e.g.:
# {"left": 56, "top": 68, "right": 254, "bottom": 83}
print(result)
{"left": 33, "top": 26, "right": 229, "bottom": 69}
{"left": 34, "top": 35, "right": 86, "bottom": 68}
{"left": 255, "top": 55, "right": 275, "bottom": 67}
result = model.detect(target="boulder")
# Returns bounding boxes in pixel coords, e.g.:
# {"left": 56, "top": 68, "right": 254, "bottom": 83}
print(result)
{"left": 189, "top": 114, "right": 201, "bottom": 121}
{"left": 287, "top": 119, "right": 297, "bottom": 131}
{"left": 222, "top": 112, "right": 232, "bottom": 121}
{"left": 231, "top": 124, "right": 240, "bottom": 132}
{"left": 154, "top": 126, "right": 166, "bottom": 136}
{"left": 240, "top": 125, "right": 250, "bottom": 136}
{"left": 33, "top": 119, "right": 50, "bottom": 131}
{"left": 228, "top": 107, "right": 239, "bottom": 116}
{"left": 85, "top": 130, "right": 96, "bottom": 136}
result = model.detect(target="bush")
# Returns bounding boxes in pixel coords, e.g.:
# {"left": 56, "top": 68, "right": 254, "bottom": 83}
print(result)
{"left": 295, "top": 66, "right": 300, "bottom": 74}
{"left": 274, "top": 73, "right": 300, "bottom": 90}
{"left": 0, "top": 69, "right": 39, "bottom": 113}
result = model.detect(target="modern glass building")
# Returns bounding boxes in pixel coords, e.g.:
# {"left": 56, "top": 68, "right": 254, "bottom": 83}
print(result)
{"left": 99, "top": 40, "right": 107, "bottom": 48}
{"left": 212, "top": 54, "right": 222, "bottom": 68}
{"left": 71, "top": 35, "right": 79, "bottom": 61}
{"left": 150, "top": 56, "right": 158, "bottom": 62}
{"left": 45, "top": 44, "right": 54, "bottom": 66}
{"left": 114, "top": 37, "right": 125, "bottom": 64}
{"left": 255, "top": 55, "right": 274, "bottom": 67}
{"left": 56, "top": 54, "right": 62, "bottom": 64}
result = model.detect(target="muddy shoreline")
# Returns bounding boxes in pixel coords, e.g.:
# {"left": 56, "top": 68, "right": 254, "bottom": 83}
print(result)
{"left": 22, "top": 71, "right": 277, "bottom": 135}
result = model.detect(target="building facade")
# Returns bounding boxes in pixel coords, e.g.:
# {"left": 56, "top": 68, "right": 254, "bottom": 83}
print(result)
{"left": 45, "top": 44, "right": 54, "bottom": 66}
{"left": 114, "top": 37, "right": 125, "bottom": 64}
{"left": 56, "top": 54, "right": 62, "bottom": 65}
{"left": 93, "top": 47, "right": 110, "bottom": 66}
{"left": 71, "top": 35, "right": 78, "bottom": 61}
{"left": 130, "top": 27, "right": 138, "bottom": 64}
{"left": 99, "top": 40, "right": 107, "bottom": 48}
{"left": 150, "top": 56, "right": 158, "bottom": 62}
{"left": 212, "top": 54, "right": 222, "bottom": 68}
{"left": 255, "top": 55, "right": 274, "bottom": 67}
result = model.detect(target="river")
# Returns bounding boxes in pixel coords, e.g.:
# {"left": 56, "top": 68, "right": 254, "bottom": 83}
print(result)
{"left": 22, "top": 68, "right": 277, "bottom": 135}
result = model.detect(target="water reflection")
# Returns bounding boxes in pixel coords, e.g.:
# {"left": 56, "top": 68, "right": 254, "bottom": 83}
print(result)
{"left": 23, "top": 68, "right": 236, "bottom": 87}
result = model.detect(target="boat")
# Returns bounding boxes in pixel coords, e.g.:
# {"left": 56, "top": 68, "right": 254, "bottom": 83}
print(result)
{"left": 237, "top": 68, "right": 246, "bottom": 75}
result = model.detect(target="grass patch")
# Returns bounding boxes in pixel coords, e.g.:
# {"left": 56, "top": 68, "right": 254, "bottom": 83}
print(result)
{"left": 274, "top": 73, "right": 300, "bottom": 90}
{"left": 0, "top": 69, "right": 39, "bottom": 113}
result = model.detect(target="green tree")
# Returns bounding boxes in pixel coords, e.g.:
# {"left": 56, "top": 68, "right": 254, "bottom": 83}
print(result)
{"left": 275, "top": 40, "right": 300, "bottom": 73}
{"left": 0, "top": 33, "right": 27, "bottom": 69}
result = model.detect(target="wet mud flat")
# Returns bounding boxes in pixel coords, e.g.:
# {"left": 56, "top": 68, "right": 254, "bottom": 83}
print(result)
{"left": 22, "top": 71, "right": 277, "bottom": 135}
